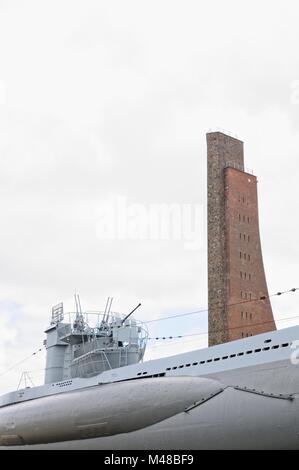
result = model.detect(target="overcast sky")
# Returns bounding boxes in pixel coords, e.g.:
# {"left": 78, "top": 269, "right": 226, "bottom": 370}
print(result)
{"left": 0, "top": 0, "right": 299, "bottom": 393}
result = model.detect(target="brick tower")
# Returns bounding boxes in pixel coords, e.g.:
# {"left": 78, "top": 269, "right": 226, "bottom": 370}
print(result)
{"left": 207, "top": 131, "right": 276, "bottom": 346}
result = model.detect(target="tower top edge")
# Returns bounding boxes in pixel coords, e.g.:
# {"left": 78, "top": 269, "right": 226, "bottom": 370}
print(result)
{"left": 206, "top": 130, "right": 244, "bottom": 144}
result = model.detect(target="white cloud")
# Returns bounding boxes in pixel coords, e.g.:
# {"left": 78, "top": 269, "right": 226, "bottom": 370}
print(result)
{"left": 0, "top": 0, "right": 299, "bottom": 393}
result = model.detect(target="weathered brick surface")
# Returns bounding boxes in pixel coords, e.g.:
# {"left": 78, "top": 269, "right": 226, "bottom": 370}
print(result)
{"left": 207, "top": 132, "right": 276, "bottom": 346}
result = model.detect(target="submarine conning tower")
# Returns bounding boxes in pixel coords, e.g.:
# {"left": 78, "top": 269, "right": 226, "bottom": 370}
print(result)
{"left": 44, "top": 300, "right": 148, "bottom": 385}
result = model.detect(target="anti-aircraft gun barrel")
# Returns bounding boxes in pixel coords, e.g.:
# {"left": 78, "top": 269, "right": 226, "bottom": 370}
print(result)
{"left": 121, "top": 303, "right": 141, "bottom": 325}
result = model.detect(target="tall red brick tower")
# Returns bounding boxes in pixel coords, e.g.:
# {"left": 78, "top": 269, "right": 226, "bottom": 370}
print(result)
{"left": 207, "top": 131, "right": 276, "bottom": 346}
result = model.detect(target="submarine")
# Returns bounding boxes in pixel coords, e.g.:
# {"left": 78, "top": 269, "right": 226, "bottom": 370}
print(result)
{"left": 1, "top": 296, "right": 299, "bottom": 449}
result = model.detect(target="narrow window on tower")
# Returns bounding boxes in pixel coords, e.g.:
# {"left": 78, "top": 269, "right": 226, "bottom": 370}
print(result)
{"left": 240, "top": 233, "right": 242, "bottom": 240}
{"left": 243, "top": 196, "right": 245, "bottom": 203}
{"left": 248, "top": 235, "right": 250, "bottom": 242}
{"left": 244, "top": 253, "right": 246, "bottom": 260}
{"left": 240, "top": 271, "right": 243, "bottom": 279}
{"left": 248, "top": 254, "right": 251, "bottom": 261}
{"left": 243, "top": 234, "right": 246, "bottom": 241}
{"left": 239, "top": 214, "right": 241, "bottom": 221}
{"left": 249, "top": 273, "right": 251, "bottom": 281}
{"left": 241, "top": 311, "right": 244, "bottom": 319}
{"left": 249, "top": 293, "right": 252, "bottom": 300}
{"left": 243, "top": 215, "right": 245, "bottom": 222}
{"left": 244, "top": 272, "right": 247, "bottom": 279}
{"left": 240, "top": 291, "right": 243, "bottom": 299}
{"left": 250, "top": 313, "right": 252, "bottom": 320}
